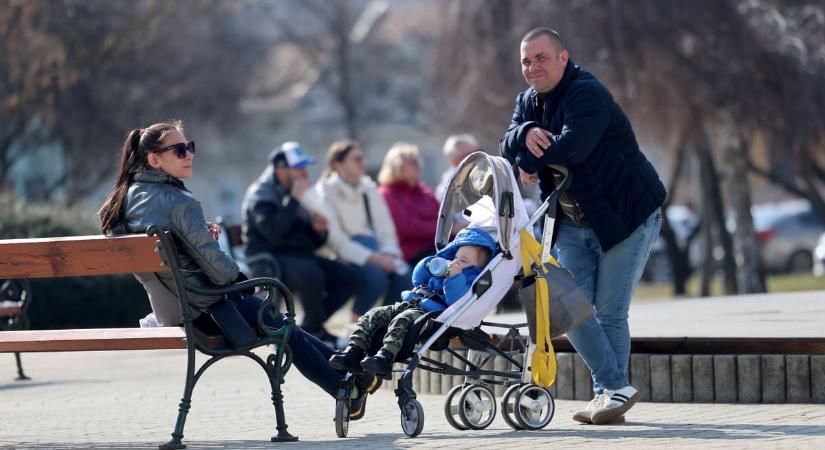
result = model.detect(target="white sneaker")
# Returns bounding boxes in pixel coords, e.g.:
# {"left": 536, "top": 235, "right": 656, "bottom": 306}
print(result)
{"left": 591, "top": 385, "right": 640, "bottom": 425}
{"left": 572, "top": 393, "right": 611, "bottom": 424}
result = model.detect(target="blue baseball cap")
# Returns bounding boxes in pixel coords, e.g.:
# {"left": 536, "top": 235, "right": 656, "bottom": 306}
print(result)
{"left": 270, "top": 141, "right": 315, "bottom": 169}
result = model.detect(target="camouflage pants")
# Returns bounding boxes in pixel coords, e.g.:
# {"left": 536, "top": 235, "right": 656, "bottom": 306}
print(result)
{"left": 349, "top": 302, "right": 426, "bottom": 358}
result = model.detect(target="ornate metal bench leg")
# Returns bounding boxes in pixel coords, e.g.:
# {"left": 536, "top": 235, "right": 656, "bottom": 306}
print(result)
{"left": 14, "top": 352, "right": 31, "bottom": 381}
{"left": 268, "top": 351, "right": 298, "bottom": 442}
{"left": 160, "top": 348, "right": 196, "bottom": 450}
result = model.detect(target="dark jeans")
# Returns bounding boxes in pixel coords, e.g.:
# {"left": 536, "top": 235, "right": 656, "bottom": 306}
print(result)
{"left": 194, "top": 293, "right": 344, "bottom": 396}
{"left": 407, "top": 249, "right": 436, "bottom": 271}
{"left": 351, "top": 235, "right": 411, "bottom": 316}
{"left": 250, "top": 253, "right": 365, "bottom": 334}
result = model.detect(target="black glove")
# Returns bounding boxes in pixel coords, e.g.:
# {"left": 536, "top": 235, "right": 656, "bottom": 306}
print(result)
{"left": 234, "top": 271, "right": 256, "bottom": 296}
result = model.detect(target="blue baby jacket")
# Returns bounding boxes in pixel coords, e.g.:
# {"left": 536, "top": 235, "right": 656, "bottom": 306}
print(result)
{"left": 407, "top": 227, "right": 497, "bottom": 312}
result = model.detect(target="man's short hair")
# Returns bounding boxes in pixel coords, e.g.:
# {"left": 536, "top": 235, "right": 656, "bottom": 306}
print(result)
{"left": 442, "top": 134, "right": 479, "bottom": 158}
{"left": 522, "top": 27, "right": 565, "bottom": 52}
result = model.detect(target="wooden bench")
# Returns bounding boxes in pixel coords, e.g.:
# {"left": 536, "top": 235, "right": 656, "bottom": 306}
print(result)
{"left": 0, "top": 229, "right": 298, "bottom": 449}
{"left": 0, "top": 278, "right": 33, "bottom": 380}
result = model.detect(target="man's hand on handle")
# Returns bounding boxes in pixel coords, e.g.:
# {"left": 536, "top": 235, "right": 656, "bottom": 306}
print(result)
{"left": 525, "top": 127, "right": 553, "bottom": 157}
{"left": 518, "top": 167, "right": 539, "bottom": 186}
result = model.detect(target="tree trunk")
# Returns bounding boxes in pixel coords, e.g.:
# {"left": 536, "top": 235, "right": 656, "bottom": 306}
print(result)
{"left": 660, "top": 141, "right": 692, "bottom": 296}
{"left": 723, "top": 135, "right": 766, "bottom": 294}
{"left": 697, "top": 132, "right": 739, "bottom": 295}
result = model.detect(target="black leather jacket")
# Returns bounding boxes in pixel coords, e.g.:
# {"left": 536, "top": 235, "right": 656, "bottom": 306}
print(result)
{"left": 241, "top": 167, "right": 327, "bottom": 258}
{"left": 119, "top": 170, "right": 239, "bottom": 325}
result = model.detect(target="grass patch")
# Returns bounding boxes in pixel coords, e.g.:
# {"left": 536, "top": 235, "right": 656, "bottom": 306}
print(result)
{"left": 635, "top": 273, "right": 825, "bottom": 300}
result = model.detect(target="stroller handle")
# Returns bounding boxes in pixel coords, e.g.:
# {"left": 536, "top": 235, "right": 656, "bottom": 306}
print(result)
{"left": 526, "top": 165, "right": 571, "bottom": 230}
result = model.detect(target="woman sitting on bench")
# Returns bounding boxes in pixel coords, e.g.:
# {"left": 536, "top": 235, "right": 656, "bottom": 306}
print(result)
{"left": 97, "top": 120, "right": 379, "bottom": 420}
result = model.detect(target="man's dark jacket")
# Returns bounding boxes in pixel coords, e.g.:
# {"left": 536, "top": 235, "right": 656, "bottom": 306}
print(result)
{"left": 241, "top": 167, "right": 327, "bottom": 258}
{"left": 500, "top": 59, "right": 666, "bottom": 251}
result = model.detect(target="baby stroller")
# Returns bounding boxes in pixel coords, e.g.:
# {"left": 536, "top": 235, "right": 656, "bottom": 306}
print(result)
{"left": 333, "top": 153, "right": 591, "bottom": 438}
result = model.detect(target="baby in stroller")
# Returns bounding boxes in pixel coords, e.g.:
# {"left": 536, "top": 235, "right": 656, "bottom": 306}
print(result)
{"left": 329, "top": 226, "right": 497, "bottom": 379}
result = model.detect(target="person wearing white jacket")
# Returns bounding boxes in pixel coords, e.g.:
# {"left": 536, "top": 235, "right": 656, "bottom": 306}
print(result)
{"left": 314, "top": 140, "right": 410, "bottom": 321}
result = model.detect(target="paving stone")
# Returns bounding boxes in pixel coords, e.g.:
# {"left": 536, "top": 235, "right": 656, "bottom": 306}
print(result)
{"left": 555, "top": 352, "right": 574, "bottom": 400}
{"left": 762, "top": 355, "right": 786, "bottom": 403}
{"left": 692, "top": 355, "right": 714, "bottom": 402}
{"left": 812, "top": 355, "right": 825, "bottom": 403}
{"left": 713, "top": 355, "right": 737, "bottom": 403}
{"left": 3, "top": 350, "right": 824, "bottom": 449}
{"left": 650, "top": 354, "right": 672, "bottom": 402}
{"left": 428, "top": 350, "right": 444, "bottom": 395}
{"left": 671, "top": 355, "right": 692, "bottom": 402}
{"left": 573, "top": 353, "right": 592, "bottom": 400}
{"left": 492, "top": 353, "right": 507, "bottom": 397}
{"left": 738, "top": 355, "right": 762, "bottom": 403}
{"left": 786, "top": 355, "right": 811, "bottom": 403}
{"left": 630, "top": 354, "right": 651, "bottom": 401}
{"left": 418, "top": 351, "right": 430, "bottom": 394}
{"left": 440, "top": 351, "right": 453, "bottom": 395}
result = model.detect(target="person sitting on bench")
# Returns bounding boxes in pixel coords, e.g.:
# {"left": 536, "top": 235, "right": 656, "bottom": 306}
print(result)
{"left": 97, "top": 120, "right": 379, "bottom": 420}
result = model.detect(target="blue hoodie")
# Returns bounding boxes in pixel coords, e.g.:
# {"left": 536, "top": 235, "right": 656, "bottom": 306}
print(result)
{"left": 406, "top": 227, "right": 497, "bottom": 312}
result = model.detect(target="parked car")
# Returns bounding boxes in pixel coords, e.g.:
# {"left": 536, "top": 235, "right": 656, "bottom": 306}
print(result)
{"left": 814, "top": 233, "right": 825, "bottom": 277}
{"left": 753, "top": 201, "right": 825, "bottom": 273}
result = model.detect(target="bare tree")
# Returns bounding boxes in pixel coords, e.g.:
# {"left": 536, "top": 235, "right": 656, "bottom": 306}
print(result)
{"left": 2, "top": 0, "right": 271, "bottom": 203}
{"left": 436, "top": 0, "right": 825, "bottom": 295}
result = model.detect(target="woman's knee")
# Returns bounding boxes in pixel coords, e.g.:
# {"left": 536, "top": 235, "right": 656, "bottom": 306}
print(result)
{"left": 361, "top": 264, "right": 390, "bottom": 291}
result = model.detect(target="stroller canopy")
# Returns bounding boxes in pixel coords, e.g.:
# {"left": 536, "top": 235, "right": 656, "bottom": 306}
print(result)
{"left": 436, "top": 152, "right": 529, "bottom": 256}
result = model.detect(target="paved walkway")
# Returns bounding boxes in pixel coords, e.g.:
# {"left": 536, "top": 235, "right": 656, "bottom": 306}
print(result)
{"left": 3, "top": 349, "right": 824, "bottom": 449}
{"left": 488, "top": 290, "right": 825, "bottom": 338}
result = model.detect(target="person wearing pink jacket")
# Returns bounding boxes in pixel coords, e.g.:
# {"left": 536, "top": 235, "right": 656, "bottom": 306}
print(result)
{"left": 377, "top": 142, "right": 440, "bottom": 268}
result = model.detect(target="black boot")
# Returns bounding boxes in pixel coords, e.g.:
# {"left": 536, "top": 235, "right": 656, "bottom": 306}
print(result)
{"left": 360, "top": 348, "right": 395, "bottom": 380}
{"left": 329, "top": 345, "right": 366, "bottom": 374}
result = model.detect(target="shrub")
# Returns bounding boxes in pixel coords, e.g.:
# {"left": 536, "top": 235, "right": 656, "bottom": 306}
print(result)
{"left": 0, "top": 193, "right": 98, "bottom": 238}
{"left": 1, "top": 194, "right": 150, "bottom": 329}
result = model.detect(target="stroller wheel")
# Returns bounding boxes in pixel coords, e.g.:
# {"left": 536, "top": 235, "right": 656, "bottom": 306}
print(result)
{"left": 513, "top": 384, "right": 555, "bottom": 430}
{"left": 458, "top": 384, "right": 497, "bottom": 430}
{"left": 334, "top": 398, "right": 349, "bottom": 438}
{"left": 400, "top": 399, "right": 425, "bottom": 437}
{"left": 444, "top": 384, "right": 470, "bottom": 431}
{"left": 501, "top": 384, "right": 525, "bottom": 430}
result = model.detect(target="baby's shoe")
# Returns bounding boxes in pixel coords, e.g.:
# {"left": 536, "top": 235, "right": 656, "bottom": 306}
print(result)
{"left": 360, "top": 348, "right": 395, "bottom": 379}
{"left": 329, "top": 344, "right": 365, "bottom": 374}
{"left": 590, "top": 385, "right": 639, "bottom": 425}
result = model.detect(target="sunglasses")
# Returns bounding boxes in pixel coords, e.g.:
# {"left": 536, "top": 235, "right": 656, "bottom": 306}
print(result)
{"left": 157, "top": 141, "right": 196, "bottom": 159}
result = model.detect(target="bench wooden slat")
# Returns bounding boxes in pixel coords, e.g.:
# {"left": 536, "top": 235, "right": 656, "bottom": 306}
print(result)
{"left": 0, "top": 234, "right": 167, "bottom": 279}
{"left": 0, "top": 328, "right": 187, "bottom": 352}
{"left": 0, "top": 305, "right": 23, "bottom": 316}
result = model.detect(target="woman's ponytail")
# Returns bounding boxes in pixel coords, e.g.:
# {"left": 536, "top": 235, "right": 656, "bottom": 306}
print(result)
{"left": 97, "top": 122, "right": 182, "bottom": 234}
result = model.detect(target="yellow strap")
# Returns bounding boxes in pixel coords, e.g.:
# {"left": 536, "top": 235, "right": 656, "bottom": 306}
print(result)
{"left": 518, "top": 229, "right": 557, "bottom": 387}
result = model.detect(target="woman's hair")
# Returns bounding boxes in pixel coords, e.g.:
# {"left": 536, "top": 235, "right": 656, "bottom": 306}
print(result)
{"left": 377, "top": 142, "right": 422, "bottom": 186}
{"left": 97, "top": 120, "right": 183, "bottom": 234}
{"left": 323, "top": 139, "right": 358, "bottom": 179}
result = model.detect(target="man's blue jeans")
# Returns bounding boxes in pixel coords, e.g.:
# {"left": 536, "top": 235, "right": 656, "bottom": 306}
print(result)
{"left": 351, "top": 235, "right": 410, "bottom": 316}
{"left": 552, "top": 208, "right": 662, "bottom": 395}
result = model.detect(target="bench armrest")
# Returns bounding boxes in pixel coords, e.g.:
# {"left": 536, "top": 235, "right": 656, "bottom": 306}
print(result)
{"left": 183, "top": 277, "right": 296, "bottom": 341}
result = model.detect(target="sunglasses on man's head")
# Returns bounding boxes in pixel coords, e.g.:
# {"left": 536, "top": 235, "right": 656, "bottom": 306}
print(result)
{"left": 158, "top": 141, "right": 196, "bottom": 159}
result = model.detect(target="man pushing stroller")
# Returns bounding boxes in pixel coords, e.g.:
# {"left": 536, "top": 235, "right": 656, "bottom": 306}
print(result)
{"left": 329, "top": 227, "right": 496, "bottom": 379}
